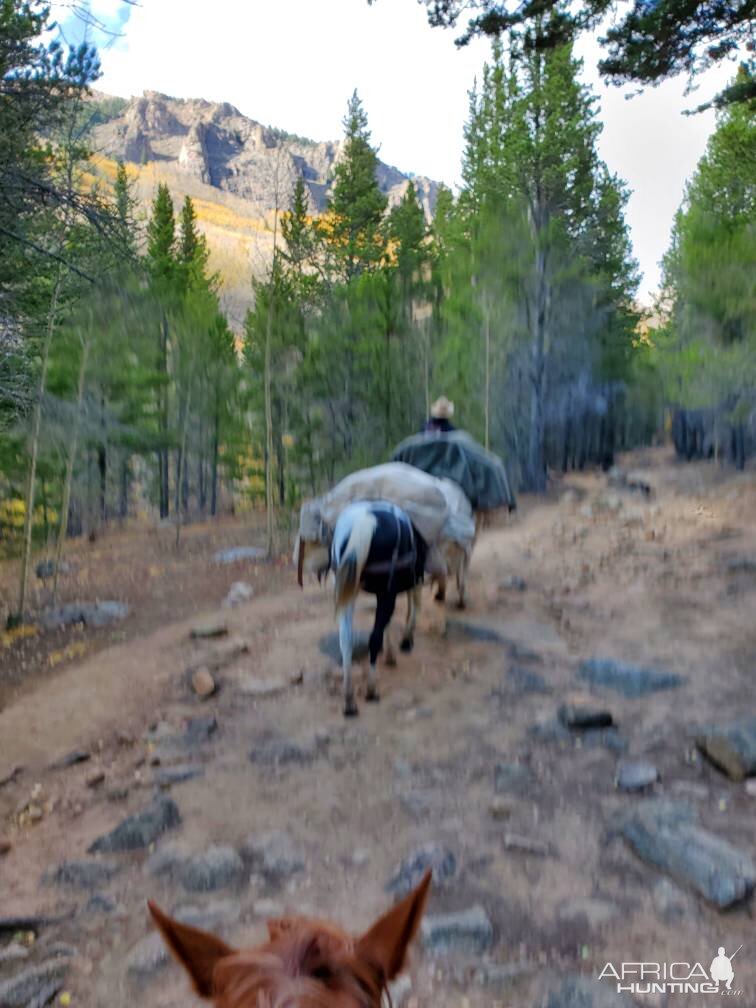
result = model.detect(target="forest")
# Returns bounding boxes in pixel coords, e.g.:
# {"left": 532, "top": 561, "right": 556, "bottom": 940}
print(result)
{"left": 1, "top": 1, "right": 754, "bottom": 625}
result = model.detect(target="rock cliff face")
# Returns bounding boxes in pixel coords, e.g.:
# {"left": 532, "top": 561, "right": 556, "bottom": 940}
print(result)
{"left": 91, "top": 90, "right": 439, "bottom": 218}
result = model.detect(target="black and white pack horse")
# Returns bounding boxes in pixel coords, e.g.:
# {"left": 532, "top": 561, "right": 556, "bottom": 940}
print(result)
{"left": 296, "top": 500, "right": 424, "bottom": 716}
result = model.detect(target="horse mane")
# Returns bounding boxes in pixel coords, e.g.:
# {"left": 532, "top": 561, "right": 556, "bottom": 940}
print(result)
{"left": 213, "top": 917, "right": 388, "bottom": 1008}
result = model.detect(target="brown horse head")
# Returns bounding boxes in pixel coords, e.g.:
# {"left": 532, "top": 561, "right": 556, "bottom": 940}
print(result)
{"left": 148, "top": 870, "right": 430, "bottom": 1007}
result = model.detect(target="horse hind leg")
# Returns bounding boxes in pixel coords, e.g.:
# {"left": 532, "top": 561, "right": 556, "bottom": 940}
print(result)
{"left": 367, "top": 593, "right": 396, "bottom": 702}
{"left": 400, "top": 587, "right": 419, "bottom": 652}
{"left": 339, "top": 604, "right": 358, "bottom": 717}
{"left": 455, "top": 555, "right": 468, "bottom": 610}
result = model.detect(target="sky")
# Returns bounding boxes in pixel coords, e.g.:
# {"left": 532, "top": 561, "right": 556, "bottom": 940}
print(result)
{"left": 54, "top": 0, "right": 738, "bottom": 304}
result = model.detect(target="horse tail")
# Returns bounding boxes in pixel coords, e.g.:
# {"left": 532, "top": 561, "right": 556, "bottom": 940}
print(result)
{"left": 334, "top": 510, "right": 376, "bottom": 614}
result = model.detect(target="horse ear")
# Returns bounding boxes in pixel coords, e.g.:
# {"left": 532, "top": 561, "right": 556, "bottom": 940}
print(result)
{"left": 148, "top": 901, "right": 236, "bottom": 998}
{"left": 355, "top": 870, "right": 431, "bottom": 981}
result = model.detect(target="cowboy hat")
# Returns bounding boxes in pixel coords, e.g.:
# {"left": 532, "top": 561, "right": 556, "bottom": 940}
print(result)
{"left": 430, "top": 396, "right": 454, "bottom": 420}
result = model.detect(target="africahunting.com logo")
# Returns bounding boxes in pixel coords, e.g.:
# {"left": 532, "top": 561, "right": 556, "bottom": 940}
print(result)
{"left": 599, "top": 946, "right": 744, "bottom": 996}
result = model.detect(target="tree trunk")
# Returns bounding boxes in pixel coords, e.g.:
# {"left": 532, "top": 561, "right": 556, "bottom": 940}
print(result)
{"left": 119, "top": 455, "right": 130, "bottom": 521}
{"left": 53, "top": 338, "right": 89, "bottom": 603}
{"left": 210, "top": 402, "right": 219, "bottom": 517}
{"left": 17, "top": 270, "right": 62, "bottom": 621}
{"left": 527, "top": 239, "right": 548, "bottom": 491}
{"left": 159, "top": 313, "right": 170, "bottom": 518}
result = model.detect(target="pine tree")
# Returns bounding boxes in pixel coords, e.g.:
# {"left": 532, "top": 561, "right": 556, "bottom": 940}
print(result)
{"left": 177, "top": 195, "right": 212, "bottom": 292}
{"left": 146, "top": 183, "right": 177, "bottom": 517}
{"left": 327, "top": 91, "right": 387, "bottom": 279}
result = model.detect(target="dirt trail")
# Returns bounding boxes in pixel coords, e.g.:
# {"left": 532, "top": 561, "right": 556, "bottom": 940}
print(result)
{"left": 1, "top": 450, "right": 755, "bottom": 1007}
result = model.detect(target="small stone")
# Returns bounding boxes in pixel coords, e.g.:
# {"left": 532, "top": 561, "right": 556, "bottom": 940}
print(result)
{"left": 248, "top": 732, "right": 323, "bottom": 767}
{"left": 45, "top": 859, "right": 120, "bottom": 889}
{"left": 86, "top": 770, "right": 105, "bottom": 788}
{"left": 49, "top": 750, "right": 90, "bottom": 770}
{"left": 86, "top": 894, "right": 116, "bottom": 914}
{"left": 616, "top": 759, "right": 659, "bottom": 792}
{"left": 191, "top": 668, "right": 217, "bottom": 698}
{"left": 106, "top": 786, "right": 129, "bottom": 802}
{"left": 0, "top": 942, "right": 28, "bottom": 964}
{"left": 488, "top": 797, "right": 515, "bottom": 820}
{"left": 179, "top": 846, "right": 245, "bottom": 892}
{"left": 670, "top": 780, "right": 709, "bottom": 800}
{"left": 214, "top": 546, "right": 265, "bottom": 565}
{"left": 652, "top": 878, "right": 691, "bottom": 921}
{"left": 421, "top": 906, "right": 493, "bottom": 955}
{"left": 558, "top": 704, "right": 613, "bottom": 730}
{"left": 183, "top": 715, "right": 218, "bottom": 745}
{"left": 386, "top": 843, "right": 456, "bottom": 897}
{"left": 126, "top": 933, "right": 168, "bottom": 977}
{"left": 190, "top": 621, "right": 228, "bottom": 640}
{"left": 242, "top": 831, "right": 306, "bottom": 879}
{"left": 223, "top": 581, "right": 254, "bottom": 608}
{"left": 0, "top": 765, "right": 23, "bottom": 788}
{"left": 506, "top": 666, "right": 549, "bottom": 694}
{"left": 0, "top": 961, "right": 69, "bottom": 1007}
{"left": 153, "top": 764, "right": 204, "bottom": 787}
{"left": 171, "top": 900, "right": 240, "bottom": 932}
{"left": 352, "top": 848, "right": 370, "bottom": 868}
{"left": 189, "top": 638, "right": 249, "bottom": 674}
{"left": 539, "top": 974, "right": 636, "bottom": 1007}
{"left": 503, "top": 832, "right": 552, "bottom": 857}
{"left": 493, "top": 762, "right": 530, "bottom": 795}
{"left": 144, "top": 841, "right": 191, "bottom": 878}
{"left": 556, "top": 898, "right": 618, "bottom": 928}
{"left": 89, "top": 796, "right": 181, "bottom": 853}
{"left": 238, "top": 675, "right": 287, "bottom": 698}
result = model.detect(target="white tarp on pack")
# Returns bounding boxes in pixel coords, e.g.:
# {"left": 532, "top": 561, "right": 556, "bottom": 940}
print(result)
{"left": 298, "top": 463, "right": 475, "bottom": 564}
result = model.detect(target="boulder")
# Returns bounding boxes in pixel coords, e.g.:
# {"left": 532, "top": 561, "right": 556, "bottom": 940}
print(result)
{"left": 386, "top": 843, "right": 457, "bottom": 897}
{"left": 178, "top": 846, "right": 245, "bottom": 892}
{"left": 0, "top": 961, "right": 69, "bottom": 1007}
{"left": 579, "top": 658, "right": 684, "bottom": 697}
{"left": 620, "top": 799, "right": 755, "bottom": 909}
{"left": 45, "top": 859, "right": 120, "bottom": 889}
{"left": 89, "top": 796, "right": 180, "bottom": 853}
{"left": 421, "top": 906, "right": 493, "bottom": 955}
{"left": 40, "top": 601, "right": 128, "bottom": 630}
{"left": 696, "top": 717, "right": 756, "bottom": 780}
{"left": 242, "top": 830, "right": 305, "bottom": 878}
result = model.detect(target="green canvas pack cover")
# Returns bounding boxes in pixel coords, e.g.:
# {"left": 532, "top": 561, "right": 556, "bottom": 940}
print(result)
{"left": 391, "top": 430, "right": 516, "bottom": 512}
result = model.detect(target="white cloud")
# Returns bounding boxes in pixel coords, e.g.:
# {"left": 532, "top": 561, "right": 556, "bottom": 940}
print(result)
{"left": 95, "top": 0, "right": 737, "bottom": 302}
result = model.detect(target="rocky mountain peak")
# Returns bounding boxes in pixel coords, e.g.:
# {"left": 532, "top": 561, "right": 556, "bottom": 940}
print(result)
{"left": 90, "top": 90, "right": 440, "bottom": 218}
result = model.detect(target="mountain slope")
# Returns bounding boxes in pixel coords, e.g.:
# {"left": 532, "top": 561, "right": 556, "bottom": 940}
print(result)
{"left": 88, "top": 91, "right": 440, "bottom": 321}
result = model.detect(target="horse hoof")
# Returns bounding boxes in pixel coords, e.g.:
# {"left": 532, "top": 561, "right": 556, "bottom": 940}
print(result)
{"left": 366, "top": 688, "right": 380, "bottom": 703}
{"left": 385, "top": 653, "right": 397, "bottom": 668}
{"left": 455, "top": 599, "right": 467, "bottom": 610}
{"left": 400, "top": 637, "right": 414, "bottom": 653}
{"left": 343, "top": 700, "right": 359, "bottom": 717}
{"left": 434, "top": 591, "right": 446, "bottom": 604}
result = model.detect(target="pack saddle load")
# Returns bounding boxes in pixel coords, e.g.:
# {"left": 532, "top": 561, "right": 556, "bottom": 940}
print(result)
{"left": 295, "top": 462, "right": 476, "bottom": 585}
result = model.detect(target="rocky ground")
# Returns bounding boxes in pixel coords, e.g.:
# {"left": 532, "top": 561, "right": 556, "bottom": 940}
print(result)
{"left": 1, "top": 449, "right": 755, "bottom": 1008}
